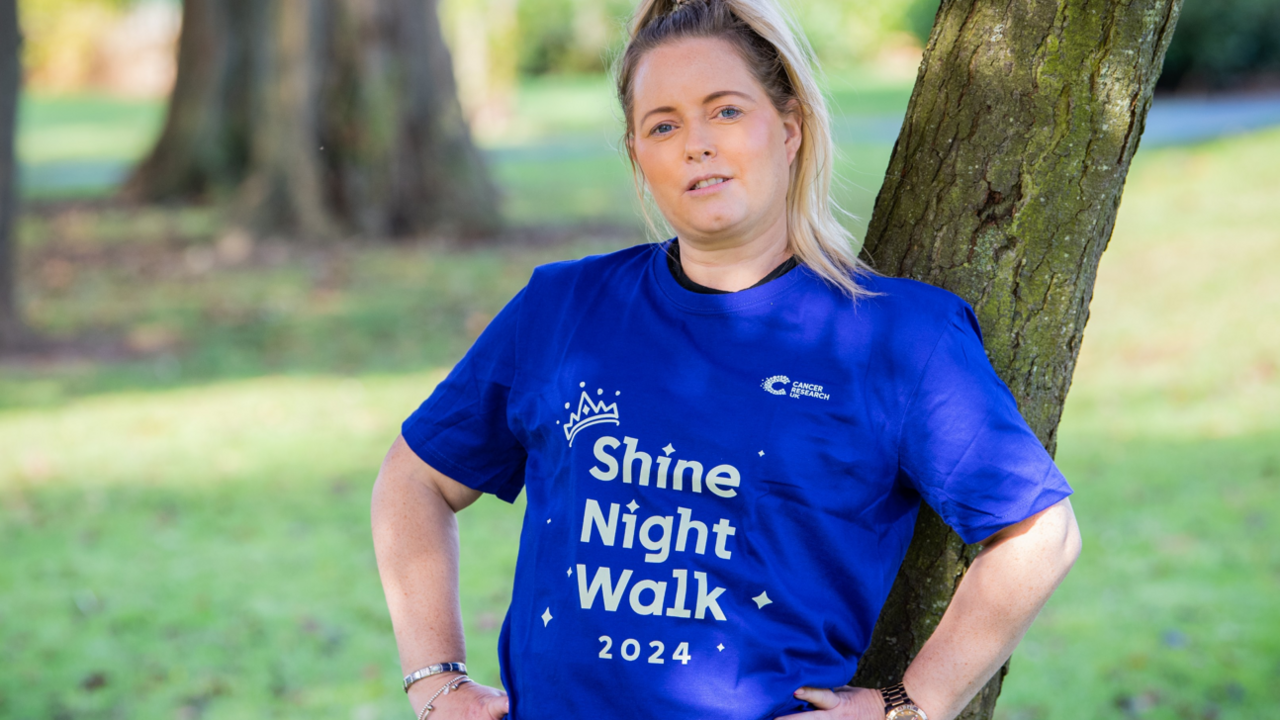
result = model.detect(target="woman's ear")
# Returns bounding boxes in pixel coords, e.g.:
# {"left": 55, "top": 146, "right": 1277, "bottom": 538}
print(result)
{"left": 782, "top": 99, "right": 803, "bottom": 165}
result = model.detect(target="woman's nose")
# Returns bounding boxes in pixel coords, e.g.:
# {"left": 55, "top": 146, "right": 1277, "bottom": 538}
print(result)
{"left": 684, "top": 123, "right": 716, "bottom": 161}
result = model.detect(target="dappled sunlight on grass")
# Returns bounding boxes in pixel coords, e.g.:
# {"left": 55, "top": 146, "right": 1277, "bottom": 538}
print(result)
{"left": 0, "top": 373, "right": 441, "bottom": 490}
{"left": 1063, "top": 128, "right": 1280, "bottom": 440}
{"left": 3, "top": 232, "right": 637, "bottom": 410}
{"left": 0, "top": 371, "right": 523, "bottom": 718}
{"left": 18, "top": 93, "right": 165, "bottom": 165}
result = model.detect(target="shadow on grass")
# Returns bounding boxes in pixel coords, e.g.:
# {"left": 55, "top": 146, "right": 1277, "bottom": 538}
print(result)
{"left": 2, "top": 207, "right": 643, "bottom": 412}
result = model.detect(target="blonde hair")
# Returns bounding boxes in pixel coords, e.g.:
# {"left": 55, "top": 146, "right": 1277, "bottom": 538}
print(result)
{"left": 613, "top": 0, "right": 875, "bottom": 298}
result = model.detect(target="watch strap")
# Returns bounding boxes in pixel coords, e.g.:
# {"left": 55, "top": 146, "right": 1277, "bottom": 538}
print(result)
{"left": 882, "top": 681, "right": 913, "bottom": 713}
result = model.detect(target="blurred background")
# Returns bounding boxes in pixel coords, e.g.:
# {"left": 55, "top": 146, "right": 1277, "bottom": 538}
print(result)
{"left": 0, "top": 0, "right": 1277, "bottom": 718}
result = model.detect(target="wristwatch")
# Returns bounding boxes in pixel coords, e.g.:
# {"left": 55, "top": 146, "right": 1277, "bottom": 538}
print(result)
{"left": 882, "top": 681, "right": 928, "bottom": 720}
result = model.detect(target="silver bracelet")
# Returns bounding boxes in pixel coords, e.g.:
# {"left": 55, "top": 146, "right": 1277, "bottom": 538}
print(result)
{"left": 403, "top": 662, "right": 467, "bottom": 693}
{"left": 416, "top": 675, "right": 471, "bottom": 720}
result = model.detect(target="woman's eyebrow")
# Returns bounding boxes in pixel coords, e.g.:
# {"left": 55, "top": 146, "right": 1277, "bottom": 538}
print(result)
{"left": 701, "top": 89, "right": 752, "bottom": 105}
{"left": 639, "top": 90, "right": 754, "bottom": 126}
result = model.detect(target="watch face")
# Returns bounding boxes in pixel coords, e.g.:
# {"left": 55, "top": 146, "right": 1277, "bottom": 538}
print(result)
{"left": 886, "top": 705, "right": 928, "bottom": 720}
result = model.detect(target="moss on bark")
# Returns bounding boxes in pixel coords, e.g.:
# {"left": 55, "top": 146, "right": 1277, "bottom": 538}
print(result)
{"left": 852, "top": 1, "right": 1182, "bottom": 717}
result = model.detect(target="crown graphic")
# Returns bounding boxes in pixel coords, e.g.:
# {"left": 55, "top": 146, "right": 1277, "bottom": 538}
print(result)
{"left": 563, "top": 389, "right": 620, "bottom": 446}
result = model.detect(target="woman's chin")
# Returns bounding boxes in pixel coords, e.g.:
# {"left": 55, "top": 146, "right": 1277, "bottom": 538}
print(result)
{"left": 673, "top": 211, "right": 751, "bottom": 241}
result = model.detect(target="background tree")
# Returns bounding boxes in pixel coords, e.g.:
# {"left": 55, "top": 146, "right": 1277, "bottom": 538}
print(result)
{"left": 130, "top": 0, "right": 499, "bottom": 240}
{"left": 123, "top": 0, "right": 265, "bottom": 202}
{"left": 1157, "top": 0, "right": 1280, "bottom": 90}
{"left": 0, "top": 0, "right": 20, "bottom": 352}
{"left": 850, "top": 1, "right": 1183, "bottom": 718}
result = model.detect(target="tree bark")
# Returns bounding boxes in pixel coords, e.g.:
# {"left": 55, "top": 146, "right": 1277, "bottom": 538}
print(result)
{"left": 236, "top": 0, "right": 501, "bottom": 240}
{"left": 0, "top": 0, "right": 21, "bottom": 351}
{"left": 851, "top": 1, "right": 1182, "bottom": 718}
{"left": 123, "top": 0, "right": 266, "bottom": 202}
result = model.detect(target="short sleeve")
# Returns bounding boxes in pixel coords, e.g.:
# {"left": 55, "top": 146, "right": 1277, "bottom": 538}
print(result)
{"left": 401, "top": 287, "right": 528, "bottom": 503}
{"left": 897, "top": 304, "right": 1073, "bottom": 544}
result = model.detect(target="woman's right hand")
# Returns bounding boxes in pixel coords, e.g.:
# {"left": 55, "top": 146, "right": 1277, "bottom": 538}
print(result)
{"left": 407, "top": 676, "right": 509, "bottom": 719}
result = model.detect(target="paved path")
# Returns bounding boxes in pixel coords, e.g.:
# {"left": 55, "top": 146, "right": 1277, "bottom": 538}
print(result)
{"left": 829, "top": 90, "right": 1280, "bottom": 147}
{"left": 1142, "top": 91, "right": 1280, "bottom": 146}
{"left": 19, "top": 91, "right": 1280, "bottom": 195}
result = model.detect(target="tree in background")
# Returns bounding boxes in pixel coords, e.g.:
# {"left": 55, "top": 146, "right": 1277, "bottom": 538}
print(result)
{"left": 131, "top": 0, "right": 499, "bottom": 241}
{"left": 124, "top": 0, "right": 263, "bottom": 201}
{"left": 1158, "top": 0, "right": 1280, "bottom": 90}
{"left": 18, "top": 0, "right": 164, "bottom": 95}
{"left": 851, "top": 1, "right": 1182, "bottom": 718}
{"left": 511, "top": 0, "right": 634, "bottom": 75}
{"left": 0, "top": 0, "right": 20, "bottom": 352}
{"left": 908, "top": 0, "right": 1280, "bottom": 90}
{"left": 503, "top": 0, "right": 932, "bottom": 77}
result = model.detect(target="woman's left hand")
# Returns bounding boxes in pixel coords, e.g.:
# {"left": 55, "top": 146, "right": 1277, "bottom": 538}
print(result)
{"left": 777, "top": 685, "right": 884, "bottom": 719}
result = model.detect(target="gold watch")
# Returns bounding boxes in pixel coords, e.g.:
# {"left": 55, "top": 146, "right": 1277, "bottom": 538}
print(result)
{"left": 882, "top": 681, "right": 928, "bottom": 720}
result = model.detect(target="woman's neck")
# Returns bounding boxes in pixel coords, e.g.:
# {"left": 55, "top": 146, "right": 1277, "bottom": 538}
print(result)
{"left": 675, "top": 218, "right": 792, "bottom": 292}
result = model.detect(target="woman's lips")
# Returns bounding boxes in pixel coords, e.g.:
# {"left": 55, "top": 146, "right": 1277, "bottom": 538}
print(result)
{"left": 686, "top": 178, "right": 733, "bottom": 196}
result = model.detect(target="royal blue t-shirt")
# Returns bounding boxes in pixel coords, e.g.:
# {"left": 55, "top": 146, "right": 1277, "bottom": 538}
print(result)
{"left": 401, "top": 241, "right": 1072, "bottom": 720}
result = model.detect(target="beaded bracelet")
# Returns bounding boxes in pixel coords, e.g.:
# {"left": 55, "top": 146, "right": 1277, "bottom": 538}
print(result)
{"left": 416, "top": 675, "right": 472, "bottom": 720}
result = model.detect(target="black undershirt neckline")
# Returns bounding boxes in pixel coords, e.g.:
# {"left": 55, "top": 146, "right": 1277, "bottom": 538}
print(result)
{"left": 665, "top": 239, "right": 799, "bottom": 295}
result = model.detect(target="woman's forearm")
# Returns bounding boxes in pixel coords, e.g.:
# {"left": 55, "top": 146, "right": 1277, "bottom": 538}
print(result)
{"left": 903, "top": 499, "right": 1081, "bottom": 720}
{"left": 370, "top": 439, "right": 470, "bottom": 685}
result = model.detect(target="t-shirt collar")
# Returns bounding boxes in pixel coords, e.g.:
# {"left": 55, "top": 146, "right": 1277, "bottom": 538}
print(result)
{"left": 649, "top": 238, "right": 808, "bottom": 314}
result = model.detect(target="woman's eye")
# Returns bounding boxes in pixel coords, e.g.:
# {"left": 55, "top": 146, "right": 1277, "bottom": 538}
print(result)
{"left": 718, "top": 107, "right": 742, "bottom": 119}
{"left": 651, "top": 122, "right": 674, "bottom": 136}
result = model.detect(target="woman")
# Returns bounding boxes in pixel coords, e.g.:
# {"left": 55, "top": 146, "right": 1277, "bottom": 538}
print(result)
{"left": 371, "top": 0, "right": 1081, "bottom": 718}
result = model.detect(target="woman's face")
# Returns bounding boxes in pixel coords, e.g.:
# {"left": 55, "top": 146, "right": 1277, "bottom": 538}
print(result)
{"left": 629, "top": 36, "right": 802, "bottom": 249}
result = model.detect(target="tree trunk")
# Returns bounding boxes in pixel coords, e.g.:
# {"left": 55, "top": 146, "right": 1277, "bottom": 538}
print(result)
{"left": 123, "top": 0, "right": 266, "bottom": 202}
{"left": 129, "top": 0, "right": 500, "bottom": 240}
{"left": 236, "top": 0, "right": 501, "bottom": 240}
{"left": 0, "top": 0, "right": 21, "bottom": 351}
{"left": 851, "top": 1, "right": 1182, "bottom": 718}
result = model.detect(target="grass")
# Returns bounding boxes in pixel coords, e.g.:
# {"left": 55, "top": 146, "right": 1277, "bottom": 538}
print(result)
{"left": 2, "top": 82, "right": 1278, "bottom": 718}
{"left": 0, "top": 373, "right": 525, "bottom": 718}
{"left": 17, "top": 93, "right": 166, "bottom": 197}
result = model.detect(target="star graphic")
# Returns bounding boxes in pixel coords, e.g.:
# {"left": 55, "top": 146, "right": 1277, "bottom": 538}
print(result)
{"left": 626, "top": 500, "right": 639, "bottom": 512}
{"left": 546, "top": 518, "right": 551, "bottom": 524}
{"left": 758, "top": 450, "right": 765, "bottom": 456}
{"left": 567, "top": 568, "right": 573, "bottom": 577}
{"left": 663, "top": 443, "right": 675, "bottom": 456}
{"left": 541, "top": 608, "right": 553, "bottom": 626}
{"left": 717, "top": 643, "right": 725, "bottom": 652}
{"left": 752, "top": 591, "right": 773, "bottom": 609}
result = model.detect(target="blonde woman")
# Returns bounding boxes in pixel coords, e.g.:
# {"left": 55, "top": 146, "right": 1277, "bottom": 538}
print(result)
{"left": 372, "top": 1, "right": 1081, "bottom": 718}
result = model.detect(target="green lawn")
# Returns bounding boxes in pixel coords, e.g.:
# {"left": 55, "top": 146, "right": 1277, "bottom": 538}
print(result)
{"left": 2, "top": 86, "right": 1279, "bottom": 718}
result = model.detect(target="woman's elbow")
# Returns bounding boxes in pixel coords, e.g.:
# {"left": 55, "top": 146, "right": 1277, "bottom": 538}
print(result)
{"left": 1054, "top": 498, "right": 1083, "bottom": 578}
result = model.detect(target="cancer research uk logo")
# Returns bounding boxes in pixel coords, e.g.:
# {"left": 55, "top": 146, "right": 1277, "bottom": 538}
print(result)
{"left": 761, "top": 374, "right": 830, "bottom": 401}
{"left": 560, "top": 382, "right": 621, "bottom": 446}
